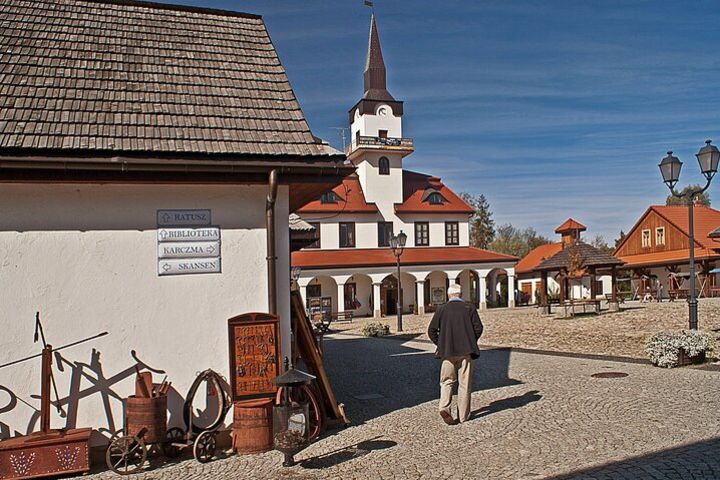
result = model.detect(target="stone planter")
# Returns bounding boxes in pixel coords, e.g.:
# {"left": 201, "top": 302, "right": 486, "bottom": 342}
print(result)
{"left": 677, "top": 349, "right": 706, "bottom": 367}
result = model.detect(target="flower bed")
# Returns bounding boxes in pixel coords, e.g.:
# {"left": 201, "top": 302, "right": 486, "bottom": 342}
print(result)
{"left": 645, "top": 330, "right": 715, "bottom": 368}
{"left": 361, "top": 322, "right": 391, "bottom": 337}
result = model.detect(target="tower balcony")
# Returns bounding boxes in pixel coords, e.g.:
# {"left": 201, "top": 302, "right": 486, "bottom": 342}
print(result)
{"left": 345, "top": 135, "right": 414, "bottom": 158}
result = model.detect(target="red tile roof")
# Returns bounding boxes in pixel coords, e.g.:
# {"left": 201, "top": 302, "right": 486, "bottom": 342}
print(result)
{"left": 394, "top": 171, "right": 474, "bottom": 214}
{"left": 615, "top": 205, "right": 720, "bottom": 267}
{"left": 296, "top": 174, "right": 379, "bottom": 214}
{"left": 650, "top": 205, "right": 720, "bottom": 249}
{"left": 555, "top": 218, "right": 586, "bottom": 234}
{"left": 292, "top": 247, "right": 516, "bottom": 270}
{"left": 515, "top": 243, "right": 563, "bottom": 274}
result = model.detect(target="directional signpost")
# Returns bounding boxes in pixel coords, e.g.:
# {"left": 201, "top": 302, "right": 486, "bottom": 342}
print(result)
{"left": 156, "top": 209, "right": 221, "bottom": 276}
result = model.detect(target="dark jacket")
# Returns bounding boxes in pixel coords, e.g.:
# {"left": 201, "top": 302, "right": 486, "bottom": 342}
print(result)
{"left": 427, "top": 300, "right": 484, "bottom": 359}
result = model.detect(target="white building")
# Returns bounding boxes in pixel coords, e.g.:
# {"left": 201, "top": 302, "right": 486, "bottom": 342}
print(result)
{"left": 0, "top": 0, "right": 350, "bottom": 444}
{"left": 293, "top": 14, "right": 517, "bottom": 318}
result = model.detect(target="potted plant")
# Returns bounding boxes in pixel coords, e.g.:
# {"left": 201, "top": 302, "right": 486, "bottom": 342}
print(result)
{"left": 645, "top": 330, "right": 715, "bottom": 368}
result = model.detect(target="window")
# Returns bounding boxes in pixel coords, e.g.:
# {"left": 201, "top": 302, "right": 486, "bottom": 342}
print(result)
{"left": 378, "top": 129, "right": 388, "bottom": 139}
{"left": 428, "top": 192, "right": 444, "bottom": 205}
{"left": 344, "top": 283, "right": 357, "bottom": 310}
{"left": 378, "top": 156, "right": 390, "bottom": 175}
{"left": 445, "top": 222, "right": 459, "bottom": 245}
{"left": 378, "top": 222, "right": 394, "bottom": 247}
{"left": 307, "top": 222, "right": 321, "bottom": 249}
{"left": 641, "top": 229, "right": 651, "bottom": 248}
{"left": 320, "top": 191, "right": 337, "bottom": 204}
{"left": 656, "top": 227, "right": 665, "bottom": 246}
{"left": 339, "top": 222, "right": 356, "bottom": 248}
{"left": 415, "top": 222, "right": 429, "bottom": 246}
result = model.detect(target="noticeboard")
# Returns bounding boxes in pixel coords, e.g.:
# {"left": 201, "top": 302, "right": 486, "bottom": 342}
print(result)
{"left": 227, "top": 312, "right": 281, "bottom": 401}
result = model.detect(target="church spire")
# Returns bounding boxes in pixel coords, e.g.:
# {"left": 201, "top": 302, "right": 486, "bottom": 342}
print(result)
{"left": 363, "top": 13, "right": 394, "bottom": 101}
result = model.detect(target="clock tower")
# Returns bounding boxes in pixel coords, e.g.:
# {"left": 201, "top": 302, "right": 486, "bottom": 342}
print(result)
{"left": 347, "top": 13, "right": 413, "bottom": 217}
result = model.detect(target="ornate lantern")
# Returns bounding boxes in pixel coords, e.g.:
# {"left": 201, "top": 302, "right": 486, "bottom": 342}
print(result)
{"left": 271, "top": 359, "right": 316, "bottom": 467}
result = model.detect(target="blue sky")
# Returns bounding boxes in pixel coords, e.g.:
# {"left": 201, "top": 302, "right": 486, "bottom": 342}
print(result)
{"left": 165, "top": 0, "right": 720, "bottom": 242}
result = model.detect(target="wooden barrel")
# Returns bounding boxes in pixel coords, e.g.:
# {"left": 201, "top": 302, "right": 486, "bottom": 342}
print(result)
{"left": 232, "top": 398, "right": 273, "bottom": 454}
{"left": 126, "top": 395, "right": 167, "bottom": 444}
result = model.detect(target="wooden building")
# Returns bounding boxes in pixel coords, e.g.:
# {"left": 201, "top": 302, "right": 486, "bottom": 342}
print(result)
{"left": 614, "top": 205, "right": 720, "bottom": 298}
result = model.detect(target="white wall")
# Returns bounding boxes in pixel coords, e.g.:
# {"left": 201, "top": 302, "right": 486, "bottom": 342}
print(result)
{"left": 0, "top": 183, "right": 290, "bottom": 444}
{"left": 356, "top": 152, "right": 404, "bottom": 215}
{"left": 301, "top": 212, "right": 470, "bottom": 250}
{"left": 351, "top": 103, "right": 402, "bottom": 139}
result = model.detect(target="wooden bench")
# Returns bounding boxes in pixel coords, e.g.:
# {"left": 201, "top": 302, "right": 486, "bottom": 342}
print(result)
{"left": 604, "top": 294, "right": 625, "bottom": 304}
{"left": 561, "top": 299, "right": 601, "bottom": 317}
{"left": 331, "top": 311, "right": 354, "bottom": 324}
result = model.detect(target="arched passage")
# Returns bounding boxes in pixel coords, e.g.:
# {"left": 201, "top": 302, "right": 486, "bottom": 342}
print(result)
{"left": 304, "top": 275, "right": 338, "bottom": 317}
{"left": 486, "top": 268, "right": 509, "bottom": 308}
{"left": 455, "top": 269, "right": 480, "bottom": 308}
{"left": 342, "top": 274, "right": 373, "bottom": 317}
{"left": 424, "top": 271, "right": 449, "bottom": 312}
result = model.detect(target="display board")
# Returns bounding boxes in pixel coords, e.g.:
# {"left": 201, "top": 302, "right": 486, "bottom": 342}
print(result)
{"left": 227, "top": 312, "right": 280, "bottom": 401}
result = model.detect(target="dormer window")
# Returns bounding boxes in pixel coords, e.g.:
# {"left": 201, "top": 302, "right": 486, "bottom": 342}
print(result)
{"left": 421, "top": 188, "right": 445, "bottom": 205}
{"left": 378, "top": 157, "right": 390, "bottom": 175}
{"left": 320, "top": 191, "right": 338, "bottom": 204}
{"left": 428, "top": 192, "right": 443, "bottom": 205}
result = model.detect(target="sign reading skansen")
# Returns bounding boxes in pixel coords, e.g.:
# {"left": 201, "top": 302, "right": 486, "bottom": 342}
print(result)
{"left": 157, "top": 209, "right": 221, "bottom": 276}
{"left": 158, "top": 258, "right": 221, "bottom": 275}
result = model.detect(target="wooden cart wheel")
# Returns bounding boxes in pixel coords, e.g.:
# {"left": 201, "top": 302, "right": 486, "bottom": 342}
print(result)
{"left": 162, "top": 427, "right": 185, "bottom": 458}
{"left": 105, "top": 434, "right": 147, "bottom": 475}
{"left": 275, "top": 384, "right": 323, "bottom": 441}
{"left": 193, "top": 431, "right": 216, "bottom": 463}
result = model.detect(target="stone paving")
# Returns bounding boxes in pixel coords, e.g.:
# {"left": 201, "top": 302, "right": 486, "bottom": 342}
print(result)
{"left": 335, "top": 298, "right": 720, "bottom": 359}
{"left": 77, "top": 329, "right": 720, "bottom": 479}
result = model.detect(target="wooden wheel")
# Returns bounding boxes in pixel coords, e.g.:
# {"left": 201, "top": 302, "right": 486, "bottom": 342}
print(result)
{"left": 162, "top": 427, "right": 185, "bottom": 458}
{"left": 275, "top": 384, "right": 323, "bottom": 441}
{"left": 106, "top": 434, "right": 147, "bottom": 475}
{"left": 193, "top": 431, "right": 216, "bottom": 463}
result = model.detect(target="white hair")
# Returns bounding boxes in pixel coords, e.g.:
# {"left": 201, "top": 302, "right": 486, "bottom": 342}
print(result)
{"left": 447, "top": 283, "right": 462, "bottom": 297}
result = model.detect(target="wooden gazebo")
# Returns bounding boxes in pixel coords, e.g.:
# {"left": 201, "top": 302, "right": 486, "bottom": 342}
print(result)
{"left": 535, "top": 241, "right": 625, "bottom": 314}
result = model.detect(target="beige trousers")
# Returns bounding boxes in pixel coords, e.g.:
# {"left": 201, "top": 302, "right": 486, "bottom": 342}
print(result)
{"left": 439, "top": 355, "right": 474, "bottom": 422}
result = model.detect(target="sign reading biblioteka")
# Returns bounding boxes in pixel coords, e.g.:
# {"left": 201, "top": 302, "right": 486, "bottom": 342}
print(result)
{"left": 157, "top": 209, "right": 221, "bottom": 276}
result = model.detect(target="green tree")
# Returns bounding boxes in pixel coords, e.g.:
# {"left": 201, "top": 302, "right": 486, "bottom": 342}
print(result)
{"left": 489, "top": 224, "right": 551, "bottom": 258}
{"left": 614, "top": 230, "right": 626, "bottom": 249}
{"left": 460, "top": 192, "right": 495, "bottom": 249}
{"left": 589, "top": 234, "right": 613, "bottom": 255}
{"left": 666, "top": 185, "right": 711, "bottom": 206}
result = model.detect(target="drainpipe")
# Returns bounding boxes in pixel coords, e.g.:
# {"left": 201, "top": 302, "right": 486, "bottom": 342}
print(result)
{"left": 266, "top": 169, "right": 279, "bottom": 315}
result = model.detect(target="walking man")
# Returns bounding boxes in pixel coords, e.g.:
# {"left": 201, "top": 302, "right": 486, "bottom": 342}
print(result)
{"left": 427, "top": 283, "right": 484, "bottom": 425}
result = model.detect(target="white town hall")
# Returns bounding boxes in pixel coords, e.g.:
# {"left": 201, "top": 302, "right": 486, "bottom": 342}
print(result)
{"left": 293, "top": 15, "right": 517, "bottom": 318}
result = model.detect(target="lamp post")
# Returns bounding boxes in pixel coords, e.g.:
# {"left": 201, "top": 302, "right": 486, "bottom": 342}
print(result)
{"left": 389, "top": 230, "right": 407, "bottom": 332}
{"left": 659, "top": 140, "right": 719, "bottom": 330}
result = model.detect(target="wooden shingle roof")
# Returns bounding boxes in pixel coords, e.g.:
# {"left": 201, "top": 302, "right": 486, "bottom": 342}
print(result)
{"left": 0, "top": 0, "right": 342, "bottom": 159}
{"left": 536, "top": 241, "right": 624, "bottom": 272}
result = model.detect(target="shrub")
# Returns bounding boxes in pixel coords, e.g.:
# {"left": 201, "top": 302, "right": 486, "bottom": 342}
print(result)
{"left": 645, "top": 330, "right": 715, "bottom": 368}
{"left": 361, "top": 322, "right": 391, "bottom": 337}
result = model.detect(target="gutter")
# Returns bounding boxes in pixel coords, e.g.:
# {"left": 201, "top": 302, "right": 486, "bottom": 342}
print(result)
{"left": 266, "top": 169, "right": 279, "bottom": 315}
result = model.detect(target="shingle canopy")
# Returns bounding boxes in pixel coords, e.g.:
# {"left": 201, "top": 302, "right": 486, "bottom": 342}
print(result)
{"left": 536, "top": 241, "right": 624, "bottom": 272}
{"left": 0, "top": 0, "right": 341, "bottom": 159}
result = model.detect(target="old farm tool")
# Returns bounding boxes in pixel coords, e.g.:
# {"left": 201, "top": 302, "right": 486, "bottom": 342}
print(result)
{"left": 106, "top": 369, "right": 230, "bottom": 475}
{"left": 0, "top": 313, "right": 103, "bottom": 479}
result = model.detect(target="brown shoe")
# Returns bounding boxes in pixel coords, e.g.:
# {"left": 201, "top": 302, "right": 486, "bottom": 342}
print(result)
{"left": 439, "top": 410, "right": 457, "bottom": 425}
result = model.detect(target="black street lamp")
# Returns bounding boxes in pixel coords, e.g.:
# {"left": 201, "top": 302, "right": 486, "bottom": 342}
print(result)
{"left": 389, "top": 230, "right": 407, "bottom": 332}
{"left": 659, "top": 140, "right": 719, "bottom": 330}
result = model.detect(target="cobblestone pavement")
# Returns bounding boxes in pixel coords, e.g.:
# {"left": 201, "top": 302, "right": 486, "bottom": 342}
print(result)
{"left": 78, "top": 331, "right": 720, "bottom": 479}
{"left": 335, "top": 298, "right": 720, "bottom": 359}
